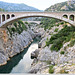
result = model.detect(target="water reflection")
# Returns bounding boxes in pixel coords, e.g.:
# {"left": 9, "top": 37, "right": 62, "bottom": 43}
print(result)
{"left": 0, "top": 46, "right": 28, "bottom": 73}
{"left": 0, "top": 37, "right": 40, "bottom": 73}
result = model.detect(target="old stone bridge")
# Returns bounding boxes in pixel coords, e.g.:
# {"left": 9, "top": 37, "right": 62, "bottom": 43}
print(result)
{"left": 0, "top": 11, "right": 75, "bottom": 28}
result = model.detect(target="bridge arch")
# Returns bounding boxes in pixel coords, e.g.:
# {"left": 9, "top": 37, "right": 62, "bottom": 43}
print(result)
{"left": 1, "top": 13, "right": 75, "bottom": 27}
{"left": 2, "top": 14, "right": 5, "bottom": 22}
{"left": 7, "top": 14, "right": 10, "bottom": 19}
{"left": 69, "top": 14, "right": 74, "bottom": 21}
{"left": 63, "top": 14, "right": 68, "bottom": 19}
{"left": 11, "top": 14, "right": 15, "bottom": 17}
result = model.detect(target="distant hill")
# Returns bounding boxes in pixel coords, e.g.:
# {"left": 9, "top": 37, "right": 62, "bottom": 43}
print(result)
{"left": 45, "top": 1, "right": 75, "bottom": 11}
{"left": 0, "top": 1, "right": 40, "bottom": 12}
{"left": 0, "top": 8, "right": 5, "bottom": 11}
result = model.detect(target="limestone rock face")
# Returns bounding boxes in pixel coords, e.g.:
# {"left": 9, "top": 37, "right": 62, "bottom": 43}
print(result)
{"left": 0, "top": 53, "right": 7, "bottom": 66}
{"left": 31, "top": 49, "right": 39, "bottom": 58}
{"left": 0, "top": 29, "right": 36, "bottom": 66}
{"left": 30, "top": 25, "right": 75, "bottom": 74}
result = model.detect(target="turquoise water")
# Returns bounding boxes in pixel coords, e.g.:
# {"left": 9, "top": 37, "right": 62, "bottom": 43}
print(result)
{"left": 0, "top": 37, "right": 40, "bottom": 73}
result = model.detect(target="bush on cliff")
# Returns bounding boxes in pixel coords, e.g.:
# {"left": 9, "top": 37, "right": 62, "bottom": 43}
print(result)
{"left": 40, "top": 18, "right": 60, "bottom": 30}
{"left": 46, "top": 25, "right": 75, "bottom": 51}
{"left": 7, "top": 20, "right": 28, "bottom": 36}
{"left": 49, "top": 65, "right": 54, "bottom": 74}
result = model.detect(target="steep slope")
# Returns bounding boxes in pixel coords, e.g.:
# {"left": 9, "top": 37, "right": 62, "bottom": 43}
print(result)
{"left": 0, "top": 8, "right": 5, "bottom": 11}
{"left": 45, "top": 1, "right": 75, "bottom": 11}
{"left": 0, "top": 1, "right": 40, "bottom": 12}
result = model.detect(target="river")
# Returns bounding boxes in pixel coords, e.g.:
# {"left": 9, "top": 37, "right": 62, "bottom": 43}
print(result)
{"left": 0, "top": 37, "right": 40, "bottom": 74}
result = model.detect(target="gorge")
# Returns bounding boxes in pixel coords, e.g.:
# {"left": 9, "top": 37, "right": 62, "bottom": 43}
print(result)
{"left": 0, "top": 0, "right": 75, "bottom": 74}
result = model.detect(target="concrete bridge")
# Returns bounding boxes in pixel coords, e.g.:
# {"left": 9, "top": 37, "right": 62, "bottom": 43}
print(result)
{"left": 0, "top": 11, "right": 75, "bottom": 28}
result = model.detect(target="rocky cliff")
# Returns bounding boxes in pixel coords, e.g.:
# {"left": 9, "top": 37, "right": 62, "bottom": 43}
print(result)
{"left": 45, "top": 0, "right": 75, "bottom": 11}
{"left": 29, "top": 22, "right": 75, "bottom": 74}
{"left": 0, "top": 21, "right": 41, "bottom": 66}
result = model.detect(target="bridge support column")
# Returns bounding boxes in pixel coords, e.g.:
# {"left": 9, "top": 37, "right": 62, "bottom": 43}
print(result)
{"left": 68, "top": 16, "right": 69, "bottom": 20}
{"left": 74, "top": 16, "right": 75, "bottom": 22}
{"left": 1, "top": 15, "right": 2, "bottom": 24}
{"left": 5, "top": 15, "right": 7, "bottom": 21}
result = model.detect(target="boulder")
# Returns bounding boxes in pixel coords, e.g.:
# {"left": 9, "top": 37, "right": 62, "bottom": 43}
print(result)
{"left": 38, "top": 42, "right": 42, "bottom": 48}
{"left": 29, "top": 68, "right": 39, "bottom": 74}
{"left": 31, "top": 49, "right": 39, "bottom": 58}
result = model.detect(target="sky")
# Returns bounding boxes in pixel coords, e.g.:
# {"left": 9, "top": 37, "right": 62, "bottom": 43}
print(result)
{"left": 0, "top": 0, "right": 67, "bottom": 10}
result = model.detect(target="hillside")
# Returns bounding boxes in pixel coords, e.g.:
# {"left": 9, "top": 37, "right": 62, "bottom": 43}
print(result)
{"left": 0, "top": 8, "right": 5, "bottom": 11}
{"left": 0, "top": 1, "right": 40, "bottom": 12}
{"left": 45, "top": 1, "right": 75, "bottom": 11}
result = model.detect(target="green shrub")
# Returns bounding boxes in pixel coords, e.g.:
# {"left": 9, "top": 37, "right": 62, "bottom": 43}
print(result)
{"left": 7, "top": 27, "right": 12, "bottom": 37}
{"left": 65, "top": 35, "right": 71, "bottom": 42}
{"left": 13, "top": 22, "right": 21, "bottom": 34}
{"left": 56, "top": 23, "right": 60, "bottom": 26}
{"left": 11, "top": 27, "right": 16, "bottom": 32}
{"left": 14, "top": 22, "right": 17, "bottom": 28}
{"left": 49, "top": 65, "right": 54, "bottom": 74}
{"left": 22, "top": 24, "right": 27, "bottom": 31}
{"left": 54, "top": 28, "right": 59, "bottom": 32}
{"left": 40, "top": 18, "right": 60, "bottom": 30}
{"left": 60, "top": 51, "right": 65, "bottom": 54}
{"left": 50, "top": 39, "right": 63, "bottom": 51}
{"left": 18, "top": 20, "right": 24, "bottom": 24}
{"left": 25, "top": 21, "right": 28, "bottom": 24}
{"left": 68, "top": 40, "right": 75, "bottom": 47}
{"left": 45, "top": 38, "right": 50, "bottom": 46}
{"left": 18, "top": 23, "right": 23, "bottom": 32}
{"left": 61, "top": 22, "right": 64, "bottom": 24}
{"left": 63, "top": 25, "right": 67, "bottom": 28}
{"left": 45, "top": 26, "right": 75, "bottom": 51}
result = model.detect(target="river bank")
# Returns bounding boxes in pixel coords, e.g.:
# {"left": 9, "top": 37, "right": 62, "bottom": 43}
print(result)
{"left": 0, "top": 37, "right": 41, "bottom": 73}
{"left": 0, "top": 26, "right": 41, "bottom": 66}
{"left": 29, "top": 24, "right": 75, "bottom": 74}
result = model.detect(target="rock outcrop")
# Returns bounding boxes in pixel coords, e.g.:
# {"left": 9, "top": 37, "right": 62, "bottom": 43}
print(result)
{"left": 30, "top": 25, "right": 75, "bottom": 74}
{"left": 0, "top": 29, "right": 37, "bottom": 66}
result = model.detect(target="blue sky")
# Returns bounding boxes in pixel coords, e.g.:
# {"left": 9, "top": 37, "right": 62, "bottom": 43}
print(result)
{"left": 0, "top": 0, "right": 67, "bottom": 10}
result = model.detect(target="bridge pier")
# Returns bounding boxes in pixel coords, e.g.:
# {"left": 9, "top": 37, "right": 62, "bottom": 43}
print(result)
{"left": 74, "top": 16, "right": 75, "bottom": 22}
{"left": 0, "top": 15, "right": 2, "bottom": 24}
{"left": 68, "top": 16, "right": 70, "bottom": 20}
{"left": 0, "top": 15, "right": 1, "bottom": 24}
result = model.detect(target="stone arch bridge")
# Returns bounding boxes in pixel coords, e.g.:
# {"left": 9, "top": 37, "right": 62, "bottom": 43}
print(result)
{"left": 0, "top": 11, "right": 75, "bottom": 28}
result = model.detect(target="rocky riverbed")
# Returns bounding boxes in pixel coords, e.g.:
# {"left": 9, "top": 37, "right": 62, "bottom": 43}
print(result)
{"left": 29, "top": 25, "right": 75, "bottom": 74}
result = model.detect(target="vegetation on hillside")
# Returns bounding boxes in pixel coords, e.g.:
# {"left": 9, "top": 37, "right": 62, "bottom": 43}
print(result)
{"left": 0, "top": 8, "right": 5, "bottom": 11}
{"left": 7, "top": 20, "right": 28, "bottom": 37}
{"left": 49, "top": 65, "right": 54, "bottom": 74}
{"left": 46, "top": 25, "right": 75, "bottom": 51}
{"left": 45, "top": 1, "right": 75, "bottom": 11}
{"left": 0, "top": 1, "right": 40, "bottom": 12}
{"left": 40, "top": 18, "right": 60, "bottom": 30}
